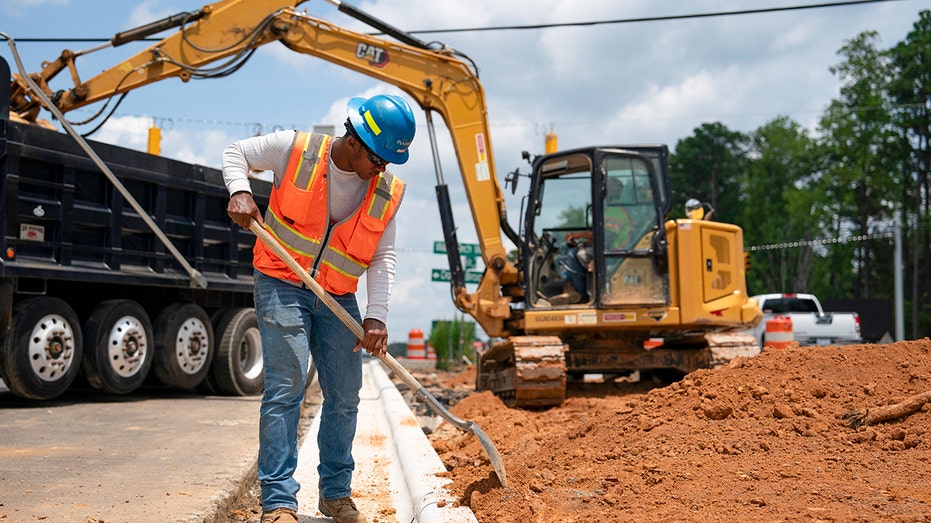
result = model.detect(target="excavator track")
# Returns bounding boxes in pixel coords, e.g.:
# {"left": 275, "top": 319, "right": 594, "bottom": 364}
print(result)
{"left": 476, "top": 336, "right": 566, "bottom": 408}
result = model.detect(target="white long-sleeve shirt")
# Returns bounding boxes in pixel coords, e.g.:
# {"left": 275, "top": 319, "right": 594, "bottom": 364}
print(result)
{"left": 221, "top": 130, "right": 397, "bottom": 324}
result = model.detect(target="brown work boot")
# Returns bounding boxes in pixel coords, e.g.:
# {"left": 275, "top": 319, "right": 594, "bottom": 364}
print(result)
{"left": 318, "top": 497, "right": 367, "bottom": 523}
{"left": 261, "top": 507, "right": 298, "bottom": 523}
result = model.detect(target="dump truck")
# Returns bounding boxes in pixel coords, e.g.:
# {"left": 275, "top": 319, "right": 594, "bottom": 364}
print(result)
{"left": 3, "top": 0, "right": 761, "bottom": 405}
{"left": 1, "top": 56, "right": 270, "bottom": 400}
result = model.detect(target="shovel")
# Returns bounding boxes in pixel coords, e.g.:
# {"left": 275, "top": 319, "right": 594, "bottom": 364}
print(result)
{"left": 249, "top": 220, "right": 508, "bottom": 488}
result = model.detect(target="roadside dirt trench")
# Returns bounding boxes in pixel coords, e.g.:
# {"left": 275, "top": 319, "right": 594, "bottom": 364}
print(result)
{"left": 425, "top": 340, "right": 931, "bottom": 522}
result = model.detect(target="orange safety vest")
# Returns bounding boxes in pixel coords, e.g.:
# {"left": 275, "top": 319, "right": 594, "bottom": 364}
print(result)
{"left": 252, "top": 131, "right": 406, "bottom": 294}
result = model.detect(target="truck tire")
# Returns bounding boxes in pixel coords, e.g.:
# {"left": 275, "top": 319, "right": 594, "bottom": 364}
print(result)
{"left": 0, "top": 297, "right": 83, "bottom": 400}
{"left": 82, "top": 300, "right": 154, "bottom": 395}
{"left": 194, "top": 309, "right": 230, "bottom": 396}
{"left": 153, "top": 303, "right": 214, "bottom": 389}
{"left": 210, "top": 307, "right": 263, "bottom": 396}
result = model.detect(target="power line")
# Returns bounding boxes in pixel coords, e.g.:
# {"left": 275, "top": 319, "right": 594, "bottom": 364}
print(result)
{"left": 406, "top": 0, "right": 906, "bottom": 36}
{"left": 9, "top": 0, "right": 907, "bottom": 43}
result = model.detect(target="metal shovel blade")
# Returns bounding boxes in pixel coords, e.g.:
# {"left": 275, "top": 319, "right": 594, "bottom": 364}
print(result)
{"left": 250, "top": 220, "right": 508, "bottom": 488}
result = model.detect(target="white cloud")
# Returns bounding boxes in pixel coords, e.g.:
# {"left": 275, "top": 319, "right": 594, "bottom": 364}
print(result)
{"left": 94, "top": 115, "right": 150, "bottom": 150}
{"left": 771, "top": 19, "right": 818, "bottom": 52}
{"left": 163, "top": 128, "right": 233, "bottom": 166}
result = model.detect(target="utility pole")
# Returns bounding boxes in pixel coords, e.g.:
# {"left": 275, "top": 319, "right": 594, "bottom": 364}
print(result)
{"left": 895, "top": 210, "right": 904, "bottom": 341}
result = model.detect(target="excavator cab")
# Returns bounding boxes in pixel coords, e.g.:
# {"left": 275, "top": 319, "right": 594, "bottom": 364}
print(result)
{"left": 524, "top": 146, "right": 673, "bottom": 312}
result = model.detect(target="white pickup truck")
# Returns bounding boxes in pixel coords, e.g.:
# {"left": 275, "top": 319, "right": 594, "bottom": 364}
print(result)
{"left": 749, "top": 293, "right": 862, "bottom": 347}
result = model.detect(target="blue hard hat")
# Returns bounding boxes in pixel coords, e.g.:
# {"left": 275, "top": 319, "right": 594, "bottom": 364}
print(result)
{"left": 347, "top": 94, "right": 416, "bottom": 165}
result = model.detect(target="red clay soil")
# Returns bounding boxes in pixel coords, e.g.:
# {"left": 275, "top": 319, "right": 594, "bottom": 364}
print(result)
{"left": 428, "top": 340, "right": 931, "bottom": 522}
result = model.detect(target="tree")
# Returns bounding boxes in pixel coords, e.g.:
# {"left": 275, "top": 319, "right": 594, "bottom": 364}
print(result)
{"left": 816, "top": 30, "right": 899, "bottom": 299}
{"left": 669, "top": 122, "right": 749, "bottom": 225}
{"left": 741, "top": 117, "right": 822, "bottom": 295}
{"left": 888, "top": 9, "right": 931, "bottom": 338}
{"left": 428, "top": 317, "right": 475, "bottom": 370}
{"left": 658, "top": 12, "right": 931, "bottom": 339}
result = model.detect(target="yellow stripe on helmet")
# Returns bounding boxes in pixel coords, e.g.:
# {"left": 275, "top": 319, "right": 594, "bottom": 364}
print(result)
{"left": 363, "top": 110, "right": 382, "bottom": 136}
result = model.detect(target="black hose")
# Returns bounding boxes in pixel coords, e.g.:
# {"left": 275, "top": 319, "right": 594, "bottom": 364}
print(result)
{"left": 111, "top": 10, "right": 205, "bottom": 47}
{"left": 334, "top": 1, "right": 431, "bottom": 50}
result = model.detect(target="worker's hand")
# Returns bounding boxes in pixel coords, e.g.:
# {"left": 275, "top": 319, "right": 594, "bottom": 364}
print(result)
{"left": 356, "top": 318, "right": 389, "bottom": 358}
{"left": 227, "top": 191, "right": 263, "bottom": 229}
{"left": 565, "top": 231, "right": 593, "bottom": 246}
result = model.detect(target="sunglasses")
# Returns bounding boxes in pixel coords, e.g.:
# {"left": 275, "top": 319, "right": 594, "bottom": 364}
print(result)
{"left": 361, "top": 144, "right": 388, "bottom": 167}
{"left": 345, "top": 121, "right": 388, "bottom": 167}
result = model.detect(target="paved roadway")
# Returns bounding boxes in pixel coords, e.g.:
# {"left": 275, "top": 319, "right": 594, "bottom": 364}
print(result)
{"left": 0, "top": 360, "right": 475, "bottom": 523}
{"left": 0, "top": 380, "right": 263, "bottom": 523}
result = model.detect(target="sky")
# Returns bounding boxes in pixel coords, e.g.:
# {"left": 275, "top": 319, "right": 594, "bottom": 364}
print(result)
{"left": 1, "top": 0, "right": 925, "bottom": 343}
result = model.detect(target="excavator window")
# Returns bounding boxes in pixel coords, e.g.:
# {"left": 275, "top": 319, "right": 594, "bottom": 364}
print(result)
{"left": 532, "top": 172, "right": 591, "bottom": 232}
{"left": 601, "top": 158, "right": 657, "bottom": 251}
{"left": 528, "top": 155, "right": 594, "bottom": 307}
{"left": 526, "top": 151, "right": 668, "bottom": 309}
{"left": 599, "top": 156, "right": 667, "bottom": 307}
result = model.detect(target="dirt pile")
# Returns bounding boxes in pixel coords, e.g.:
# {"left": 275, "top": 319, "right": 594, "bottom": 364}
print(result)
{"left": 429, "top": 340, "right": 931, "bottom": 522}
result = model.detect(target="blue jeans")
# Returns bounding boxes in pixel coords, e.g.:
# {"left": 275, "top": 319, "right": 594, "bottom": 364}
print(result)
{"left": 253, "top": 271, "right": 363, "bottom": 512}
{"left": 558, "top": 247, "right": 591, "bottom": 302}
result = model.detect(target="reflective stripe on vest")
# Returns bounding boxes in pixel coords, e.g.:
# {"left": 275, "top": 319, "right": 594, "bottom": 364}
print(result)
{"left": 254, "top": 131, "right": 405, "bottom": 294}
{"left": 264, "top": 219, "right": 368, "bottom": 279}
{"left": 284, "top": 131, "right": 330, "bottom": 190}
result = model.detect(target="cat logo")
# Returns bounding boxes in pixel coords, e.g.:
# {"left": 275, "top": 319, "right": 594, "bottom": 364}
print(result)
{"left": 356, "top": 43, "right": 389, "bottom": 67}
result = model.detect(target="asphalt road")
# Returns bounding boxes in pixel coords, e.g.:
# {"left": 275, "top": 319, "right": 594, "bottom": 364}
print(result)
{"left": 0, "top": 382, "right": 263, "bottom": 523}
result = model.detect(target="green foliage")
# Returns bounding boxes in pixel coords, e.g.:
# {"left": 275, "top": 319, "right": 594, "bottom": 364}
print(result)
{"left": 670, "top": 10, "right": 931, "bottom": 337}
{"left": 741, "top": 117, "right": 822, "bottom": 294}
{"left": 816, "top": 30, "right": 901, "bottom": 298}
{"left": 887, "top": 10, "right": 931, "bottom": 339}
{"left": 558, "top": 205, "right": 588, "bottom": 228}
{"left": 669, "top": 122, "right": 749, "bottom": 224}
{"left": 428, "top": 317, "right": 476, "bottom": 371}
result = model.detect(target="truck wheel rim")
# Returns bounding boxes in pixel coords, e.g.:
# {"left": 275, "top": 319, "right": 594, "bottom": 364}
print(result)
{"left": 239, "top": 327, "right": 263, "bottom": 380}
{"left": 28, "top": 313, "right": 77, "bottom": 383}
{"left": 106, "top": 315, "right": 149, "bottom": 378}
{"left": 173, "top": 317, "right": 210, "bottom": 375}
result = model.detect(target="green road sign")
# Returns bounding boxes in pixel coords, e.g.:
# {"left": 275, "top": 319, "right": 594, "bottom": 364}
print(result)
{"left": 432, "top": 241, "right": 481, "bottom": 257}
{"left": 431, "top": 269, "right": 483, "bottom": 284}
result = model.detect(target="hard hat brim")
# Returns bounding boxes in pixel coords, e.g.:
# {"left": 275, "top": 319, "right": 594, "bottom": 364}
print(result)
{"left": 347, "top": 97, "right": 410, "bottom": 165}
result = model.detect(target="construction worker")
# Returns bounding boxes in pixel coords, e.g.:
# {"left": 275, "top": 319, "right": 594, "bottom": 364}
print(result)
{"left": 559, "top": 175, "right": 633, "bottom": 302}
{"left": 222, "top": 94, "right": 416, "bottom": 523}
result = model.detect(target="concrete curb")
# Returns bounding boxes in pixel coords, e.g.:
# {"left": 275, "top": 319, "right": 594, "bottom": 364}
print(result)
{"left": 368, "top": 360, "right": 478, "bottom": 523}
{"left": 197, "top": 460, "right": 259, "bottom": 523}
{"left": 294, "top": 361, "right": 476, "bottom": 522}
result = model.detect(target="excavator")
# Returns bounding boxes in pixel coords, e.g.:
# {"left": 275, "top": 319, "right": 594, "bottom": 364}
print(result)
{"left": 6, "top": 0, "right": 761, "bottom": 407}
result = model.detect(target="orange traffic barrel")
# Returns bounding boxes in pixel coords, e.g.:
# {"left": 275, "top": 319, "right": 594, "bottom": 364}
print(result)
{"left": 407, "top": 329, "right": 426, "bottom": 360}
{"left": 426, "top": 342, "right": 437, "bottom": 361}
{"left": 643, "top": 338, "right": 664, "bottom": 350}
{"left": 764, "top": 315, "right": 793, "bottom": 350}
